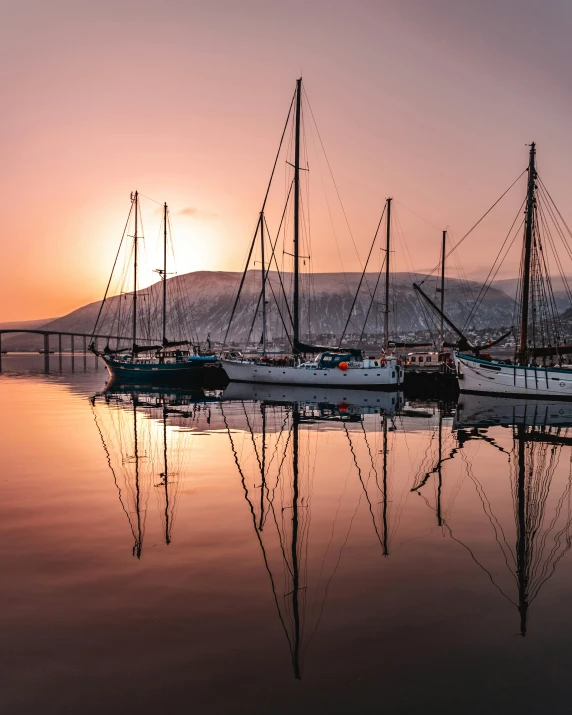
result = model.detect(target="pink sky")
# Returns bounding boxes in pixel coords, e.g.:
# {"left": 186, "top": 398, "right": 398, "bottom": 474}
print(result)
{"left": 2, "top": 0, "right": 572, "bottom": 321}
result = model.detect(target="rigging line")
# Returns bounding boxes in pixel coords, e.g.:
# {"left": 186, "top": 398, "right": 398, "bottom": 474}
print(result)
{"left": 90, "top": 399, "right": 138, "bottom": 543}
{"left": 138, "top": 192, "right": 163, "bottom": 206}
{"left": 221, "top": 405, "right": 294, "bottom": 652}
{"left": 91, "top": 201, "right": 134, "bottom": 340}
{"left": 302, "top": 85, "right": 370, "bottom": 289}
{"left": 221, "top": 217, "right": 261, "bottom": 348}
{"left": 304, "top": 102, "right": 353, "bottom": 302}
{"left": 246, "top": 186, "right": 296, "bottom": 344}
{"left": 304, "top": 468, "right": 366, "bottom": 655}
{"left": 537, "top": 176, "right": 572, "bottom": 248}
{"left": 463, "top": 451, "right": 517, "bottom": 571}
{"left": 358, "top": 255, "right": 387, "bottom": 346}
{"left": 462, "top": 196, "right": 526, "bottom": 332}
{"left": 343, "top": 424, "right": 384, "bottom": 549}
{"left": 394, "top": 199, "right": 443, "bottom": 231}
{"left": 265, "top": 195, "right": 295, "bottom": 329}
{"left": 535, "top": 203, "right": 566, "bottom": 335}
{"left": 420, "top": 167, "right": 527, "bottom": 286}
{"left": 537, "top": 183, "right": 572, "bottom": 295}
{"left": 222, "top": 89, "right": 296, "bottom": 348}
{"left": 339, "top": 203, "right": 387, "bottom": 346}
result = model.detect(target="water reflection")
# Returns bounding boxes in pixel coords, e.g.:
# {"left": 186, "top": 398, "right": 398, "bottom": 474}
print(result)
{"left": 87, "top": 381, "right": 572, "bottom": 680}
{"left": 452, "top": 395, "right": 572, "bottom": 636}
{"left": 91, "top": 386, "right": 215, "bottom": 557}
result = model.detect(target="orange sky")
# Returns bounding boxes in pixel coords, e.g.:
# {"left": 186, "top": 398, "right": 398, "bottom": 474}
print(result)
{"left": 2, "top": 0, "right": 572, "bottom": 321}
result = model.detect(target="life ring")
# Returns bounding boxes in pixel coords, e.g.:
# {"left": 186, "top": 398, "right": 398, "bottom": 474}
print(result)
{"left": 379, "top": 358, "right": 386, "bottom": 367}
{"left": 339, "top": 361, "right": 348, "bottom": 371}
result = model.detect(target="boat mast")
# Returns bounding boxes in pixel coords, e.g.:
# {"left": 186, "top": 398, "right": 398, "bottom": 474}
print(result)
{"left": 439, "top": 230, "right": 446, "bottom": 351}
{"left": 260, "top": 212, "right": 267, "bottom": 355}
{"left": 519, "top": 143, "right": 537, "bottom": 364}
{"left": 132, "top": 191, "right": 139, "bottom": 354}
{"left": 162, "top": 203, "right": 168, "bottom": 346}
{"left": 384, "top": 197, "right": 392, "bottom": 351}
{"left": 293, "top": 78, "right": 302, "bottom": 352}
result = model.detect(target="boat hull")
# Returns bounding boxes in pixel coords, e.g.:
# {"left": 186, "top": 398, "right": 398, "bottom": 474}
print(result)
{"left": 454, "top": 352, "right": 572, "bottom": 400}
{"left": 102, "top": 356, "right": 217, "bottom": 383}
{"left": 221, "top": 359, "right": 402, "bottom": 389}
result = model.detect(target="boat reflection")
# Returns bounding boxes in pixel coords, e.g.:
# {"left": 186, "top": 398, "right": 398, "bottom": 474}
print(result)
{"left": 221, "top": 386, "right": 404, "bottom": 678}
{"left": 413, "top": 394, "right": 572, "bottom": 636}
{"left": 89, "top": 380, "right": 572, "bottom": 664}
{"left": 91, "top": 384, "right": 214, "bottom": 557}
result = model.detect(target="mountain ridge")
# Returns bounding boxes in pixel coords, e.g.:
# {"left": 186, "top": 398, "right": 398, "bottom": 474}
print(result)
{"left": 1, "top": 270, "right": 520, "bottom": 351}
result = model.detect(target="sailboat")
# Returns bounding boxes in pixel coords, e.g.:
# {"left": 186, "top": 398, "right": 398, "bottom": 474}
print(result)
{"left": 90, "top": 192, "right": 217, "bottom": 381}
{"left": 222, "top": 78, "right": 403, "bottom": 390}
{"left": 451, "top": 144, "right": 572, "bottom": 398}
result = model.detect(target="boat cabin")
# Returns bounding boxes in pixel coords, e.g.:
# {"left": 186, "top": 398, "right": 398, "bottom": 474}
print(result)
{"left": 407, "top": 351, "right": 439, "bottom": 367}
{"left": 317, "top": 352, "right": 359, "bottom": 369}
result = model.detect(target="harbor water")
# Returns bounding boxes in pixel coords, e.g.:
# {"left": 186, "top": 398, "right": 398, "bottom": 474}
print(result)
{"left": 2, "top": 354, "right": 572, "bottom": 714}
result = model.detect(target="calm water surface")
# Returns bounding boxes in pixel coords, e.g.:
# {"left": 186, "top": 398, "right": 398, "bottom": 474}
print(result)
{"left": 2, "top": 354, "right": 572, "bottom": 713}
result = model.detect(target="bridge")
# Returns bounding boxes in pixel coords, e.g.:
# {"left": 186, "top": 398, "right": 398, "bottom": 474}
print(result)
{"left": 0, "top": 329, "right": 156, "bottom": 367}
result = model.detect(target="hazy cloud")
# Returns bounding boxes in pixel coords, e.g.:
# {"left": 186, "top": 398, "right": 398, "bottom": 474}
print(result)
{"left": 179, "top": 207, "right": 217, "bottom": 219}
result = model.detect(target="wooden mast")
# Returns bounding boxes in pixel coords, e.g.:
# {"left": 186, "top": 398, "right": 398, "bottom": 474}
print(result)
{"left": 132, "top": 191, "right": 139, "bottom": 353}
{"left": 384, "top": 198, "right": 392, "bottom": 351}
{"left": 293, "top": 78, "right": 302, "bottom": 352}
{"left": 162, "top": 203, "right": 168, "bottom": 346}
{"left": 519, "top": 143, "right": 537, "bottom": 364}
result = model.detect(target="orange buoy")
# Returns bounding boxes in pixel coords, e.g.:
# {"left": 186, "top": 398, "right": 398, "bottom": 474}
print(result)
{"left": 339, "top": 361, "right": 348, "bottom": 371}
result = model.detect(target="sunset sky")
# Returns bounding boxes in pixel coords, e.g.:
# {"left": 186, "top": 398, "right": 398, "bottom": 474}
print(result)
{"left": 2, "top": 0, "right": 572, "bottom": 321}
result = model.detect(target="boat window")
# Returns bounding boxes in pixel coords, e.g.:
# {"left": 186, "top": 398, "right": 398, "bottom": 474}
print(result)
{"left": 318, "top": 353, "right": 353, "bottom": 368}
{"left": 418, "top": 357, "right": 424, "bottom": 363}
{"left": 410, "top": 356, "right": 416, "bottom": 363}
{"left": 426, "top": 356, "right": 431, "bottom": 362}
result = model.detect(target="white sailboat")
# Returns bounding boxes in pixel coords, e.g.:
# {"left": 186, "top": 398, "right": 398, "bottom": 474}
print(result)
{"left": 221, "top": 78, "right": 402, "bottom": 390}
{"left": 453, "top": 144, "right": 572, "bottom": 398}
{"left": 416, "top": 143, "right": 572, "bottom": 399}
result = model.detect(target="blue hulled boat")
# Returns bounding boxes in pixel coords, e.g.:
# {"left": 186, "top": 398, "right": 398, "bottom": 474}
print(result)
{"left": 90, "top": 192, "right": 218, "bottom": 383}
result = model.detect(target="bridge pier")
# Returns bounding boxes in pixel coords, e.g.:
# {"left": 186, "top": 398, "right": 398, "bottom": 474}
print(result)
{"left": 58, "top": 334, "right": 62, "bottom": 354}
{"left": 44, "top": 334, "right": 50, "bottom": 373}
{"left": 71, "top": 335, "right": 74, "bottom": 356}
{"left": 0, "top": 333, "right": 2, "bottom": 371}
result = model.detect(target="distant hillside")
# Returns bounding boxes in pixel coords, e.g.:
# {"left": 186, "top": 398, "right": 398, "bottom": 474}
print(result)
{"left": 0, "top": 317, "right": 58, "bottom": 331}
{"left": 495, "top": 277, "right": 572, "bottom": 314}
{"left": 1, "top": 270, "right": 515, "bottom": 350}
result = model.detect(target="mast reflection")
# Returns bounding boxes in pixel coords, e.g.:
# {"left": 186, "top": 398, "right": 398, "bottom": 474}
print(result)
{"left": 91, "top": 383, "right": 212, "bottom": 557}
{"left": 446, "top": 395, "right": 572, "bottom": 636}
{"left": 223, "top": 386, "right": 401, "bottom": 678}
